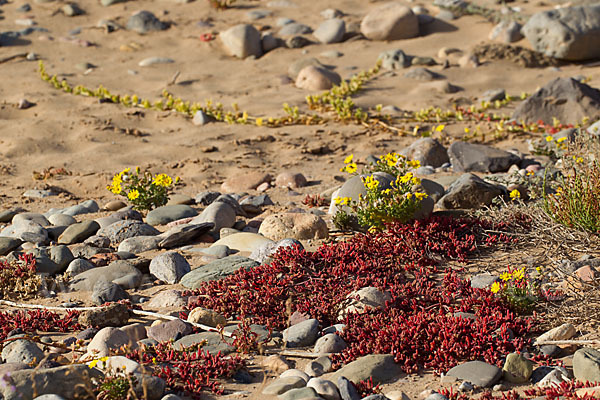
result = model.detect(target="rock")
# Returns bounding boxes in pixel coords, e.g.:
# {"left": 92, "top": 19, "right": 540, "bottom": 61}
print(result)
{"left": 279, "top": 22, "right": 313, "bottom": 36}
{"left": 1, "top": 339, "right": 44, "bottom": 364}
{"left": 91, "top": 279, "right": 128, "bottom": 305}
{"left": 470, "top": 273, "right": 499, "bottom": 289}
{"left": 86, "top": 327, "right": 133, "bottom": 358}
{"left": 62, "top": 200, "right": 99, "bottom": 216}
{"left": 305, "top": 356, "right": 333, "bottom": 377}
{"left": 314, "top": 19, "right": 345, "bottom": 44}
{"left": 437, "top": 173, "right": 504, "bottom": 210}
{"left": 250, "top": 238, "right": 303, "bottom": 263}
{"left": 399, "top": 138, "right": 449, "bottom": 168}
{"left": 449, "top": 142, "right": 520, "bottom": 173}
{"left": 104, "top": 200, "right": 127, "bottom": 211}
{"left": 288, "top": 58, "right": 325, "bottom": 80}
{"left": 146, "top": 289, "right": 187, "bottom": 309}
{"left": 276, "top": 172, "right": 308, "bottom": 189}
{"left": 574, "top": 348, "right": 600, "bottom": 382}
{"left": 150, "top": 252, "right": 190, "bottom": 284}
{"left": 279, "top": 387, "right": 319, "bottom": 400}
{"left": 263, "top": 376, "right": 306, "bottom": 395}
{"left": 413, "top": 179, "right": 445, "bottom": 203}
{"left": 180, "top": 255, "right": 259, "bottom": 288}
{"left": 523, "top": 5, "right": 600, "bottom": 61}
{"left": 187, "top": 307, "right": 227, "bottom": 327}
{"left": 404, "top": 67, "right": 444, "bottom": 81}
{"left": 489, "top": 21, "right": 523, "bottom": 43}
{"left": 195, "top": 191, "right": 221, "bottom": 206}
{"left": 62, "top": 3, "right": 84, "bottom": 16}
{"left": 538, "top": 368, "right": 569, "bottom": 388}
{"left": 338, "top": 287, "right": 391, "bottom": 319}
{"left": 34, "top": 395, "right": 66, "bottom": 400}
{"left": 445, "top": 360, "right": 502, "bottom": 388}
{"left": 22, "top": 189, "right": 55, "bottom": 198}
{"left": 307, "top": 378, "right": 340, "bottom": 400}
{"left": 481, "top": 89, "right": 506, "bottom": 103}
{"left": 0, "top": 209, "right": 21, "bottom": 223}
{"left": 126, "top": 10, "right": 167, "bottom": 34}
{"left": 192, "top": 110, "right": 211, "bottom": 125}
{"left": 338, "top": 376, "right": 360, "bottom": 400}
{"left": 221, "top": 24, "right": 263, "bottom": 59}
{"left": 0, "top": 365, "right": 102, "bottom": 400}
{"left": 3, "top": 219, "right": 47, "bottom": 243}
{"left": 146, "top": 205, "right": 198, "bottom": 226}
{"left": 48, "top": 214, "right": 76, "bottom": 226}
{"left": 97, "top": 220, "right": 160, "bottom": 245}
{"left": 158, "top": 223, "right": 213, "bottom": 249}
{"left": 138, "top": 57, "right": 175, "bottom": 67}
{"left": 378, "top": 49, "right": 411, "bottom": 70}
{"left": 78, "top": 303, "right": 130, "bottom": 328}
{"left": 221, "top": 172, "right": 271, "bottom": 193}
{"left": 332, "top": 354, "right": 402, "bottom": 384}
{"left": 148, "top": 319, "right": 192, "bottom": 342}
{"left": 328, "top": 173, "right": 395, "bottom": 216}
{"left": 503, "top": 353, "right": 533, "bottom": 383}
{"left": 283, "top": 319, "right": 320, "bottom": 348}
{"left": 118, "top": 236, "right": 161, "bottom": 253}
{"left": 212, "top": 232, "right": 274, "bottom": 253}
{"left": 259, "top": 213, "right": 328, "bottom": 241}
{"left": 172, "top": 332, "right": 233, "bottom": 355}
{"left": 58, "top": 220, "right": 100, "bottom": 244}
{"left": 70, "top": 260, "right": 143, "bottom": 291}
{"left": 296, "top": 66, "right": 342, "bottom": 91}
{"left": 192, "top": 202, "right": 236, "bottom": 234}
{"left": 0, "top": 237, "right": 22, "bottom": 256}
{"left": 535, "top": 323, "right": 576, "bottom": 345}
{"left": 512, "top": 78, "right": 600, "bottom": 125}
{"left": 360, "top": 2, "right": 419, "bottom": 41}
{"left": 314, "top": 333, "right": 347, "bottom": 354}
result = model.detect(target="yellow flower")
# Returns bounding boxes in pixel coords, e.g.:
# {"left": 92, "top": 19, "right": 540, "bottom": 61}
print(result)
{"left": 576, "top": 157, "right": 584, "bottom": 163}
{"left": 381, "top": 189, "right": 392, "bottom": 195}
{"left": 464, "top": 127, "right": 470, "bottom": 134}
{"left": 89, "top": 356, "right": 109, "bottom": 369}
{"left": 153, "top": 174, "right": 173, "bottom": 187}
{"left": 536, "top": 266, "right": 542, "bottom": 273}
{"left": 363, "top": 176, "right": 380, "bottom": 190}
{"left": 407, "top": 160, "right": 421, "bottom": 169}
{"left": 415, "top": 192, "right": 428, "bottom": 200}
{"left": 334, "top": 197, "right": 351, "bottom": 206}
{"left": 399, "top": 172, "right": 413, "bottom": 184}
{"left": 512, "top": 268, "right": 525, "bottom": 281}
{"left": 509, "top": 189, "right": 521, "bottom": 200}
{"left": 526, "top": 171, "right": 534, "bottom": 176}
{"left": 500, "top": 272, "right": 511, "bottom": 282}
{"left": 255, "top": 117, "right": 263, "bottom": 126}
{"left": 435, "top": 124, "right": 445, "bottom": 132}
{"left": 545, "top": 136, "right": 553, "bottom": 142}
{"left": 152, "top": 357, "right": 157, "bottom": 364}
{"left": 344, "top": 163, "right": 357, "bottom": 174}
{"left": 344, "top": 154, "right": 354, "bottom": 164}
{"left": 556, "top": 137, "right": 567, "bottom": 143}
{"left": 411, "top": 176, "right": 421, "bottom": 185}
{"left": 405, "top": 193, "right": 413, "bottom": 199}
{"left": 490, "top": 281, "right": 501, "bottom": 294}
{"left": 128, "top": 189, "right": 140, "bottom": 200}
{"left": 135, "top": 166, "right": 140, "bottom": 174}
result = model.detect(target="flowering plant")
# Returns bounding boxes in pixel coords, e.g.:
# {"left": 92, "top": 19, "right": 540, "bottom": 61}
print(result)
{"left": 490, "top": 266, "right": 541, "bottom": 314}
{"left": 107, "top": 167, "right": 178, "bottom": 211}
{"left": 335, "top": 152, "right": 428, "bottom": 231}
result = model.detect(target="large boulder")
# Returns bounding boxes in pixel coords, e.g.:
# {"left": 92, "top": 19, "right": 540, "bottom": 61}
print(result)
{"left": 360, "top": 2, "right": 419, "bottom": 41}
{"left": 512, "top": 77, "right": 600, "bottom": 125}
{"left": 523, "top": 5, "right": 600, "bottom": 61}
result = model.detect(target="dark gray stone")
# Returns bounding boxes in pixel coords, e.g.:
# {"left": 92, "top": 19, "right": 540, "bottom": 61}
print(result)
{"left": 338, "top": 376, "right": 360, "bottom": 400}
{"left": 148, "top": 319, "right": 192, "bottom": 343}
{"left": 146, "top": 205, "right": 198, "bottom": 226}
{"left": 1, "top": 339, "right": 44, "bottom": 364}
{"left": 126, "top": 10, "right": 167, "bottom": 34}
{"left": 91, "top": 279, "right": 129, "bottom": 305}
{"left": 448, "top": 142, "right": 520, "bottom": 173}
{"left": 158, "top": 223, "right": 214, "bottom": 249}
{"left": 195, "top": 191, "right": 220, "bottom": 205}
{"left": 180, "top": 255, "right": 259, "bottom": 288}
{"left": 378, "top": 49, "right": 411, "bottom": 70}
{"left": 446, "top": 360, "right": 502, "bottom": 388}
{"left": 437, "top": 174, "right": 504, "bottom": 209}
{"left": 58, "top": 220, "right": 100, "bottom": 244}
{"left": 283, "top": 319, "right": 320, "bottom": 348}
{"left": 149, "top": 251, "right": 190, "bottom": 284}
{"left": 399, "top": 138, "right": 449, "bottom": 168}
{"left": 172, "top": 332, "right": 233, "bottom": 355}
{"left": 97, "top": 220, "right": 160, "bottom": 245}
{"left": 332, "top": 354, "right": 402, "bottom": 384}
{"left": 0, "top": 237, "right": 22, "bottom": 256}
{"left": 70, "top": 260, "right": 143, "bottom": 291}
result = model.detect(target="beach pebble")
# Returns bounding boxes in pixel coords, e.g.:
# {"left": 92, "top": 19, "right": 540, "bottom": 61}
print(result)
{"left": 138, "top": 57, "right": 175, "bottom": 67}
{"left": 296, "top": 65, "right": 341, "bottom": 91}
{"left": 220, "top": 24, "right": 263, "bottom": 59}
{"left": 126, "top": 10, "right": 167, "bottom": 34}
{"left": 360, "top": 2, "right": 419, "bottom": 41}
{"left": 149, "top": 251, "right": 191, "bottom": 284}
{"left": 313, "top": 19, "right": 345, "bottom": 44}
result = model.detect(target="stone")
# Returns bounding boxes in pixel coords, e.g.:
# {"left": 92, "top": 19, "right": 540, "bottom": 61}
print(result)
{"left": 538, "top": 368, "right": 569, "bottom": 388}
{"left": 127, "top": 10, "right": 167, "bottom": 34}
{"left": 70, "top": 260, "right": 143, "bottom": 291}
{"left": 86, "top": 327, "right": 133, "bottom": 358}
{"left": 192, "top": 202, "right": 236, "bottom": 234}
{"left": 0, "top": 365, "right": 102, "bottom": 400}
{"left": 470, "top": 273, "right": 499, "bottom": 289}
{"left": 338, "top": 377, "right": 360, "bottom": 400}
{"left": 314, "top": 19, "right": 345, "bottom": 44}
{"left": 180, "top": 255, "right": 259, "bottom": 288}
{"left": 296, "top": 66, "right": 342, "bottom": 91}
{"left": 146, "top": 289, "right": 187, "bottom": 309}
{"left": 172, "top": 332, "right": 233, "bottom": 355}
{"left": 1, "top": 339, "right": 44, "bottom": 364}
{"left": 0, "top": 237, "right": 22, "bottom": 256}
{"left": 288, "top": 58, "right": 326, "bottom": 80}
{"left": 146, "top": 205, "right": 197, "bottom": 226}
{"left": 512, "top": 77, "right": 600, "bottom": 125}
{"left": 221, "top": 24, "right": 263, "bottom": 59}
{"left": 279, "top": 22, "right": 312, "bottom": 36}
{"left": 91, "top": 279, "right": 128, "bottom": 305}
{"left": 481, "top": 89, "right": 506, "bottom": 103}
{"left": 378, "top": 49, "right": 411, "bottom": 70}
{"left": 34, "top": 396, "right": 66, "bottom": 400}
{"left": 523, "top": 5, "right": 600, "bottom": 61}
{"left": 148, "top": 319, "right": 192, "bottom": 342}
{"left": 305, "top": 356, "right": 333, "bottom": 377}
{"left": 489, "top": 21, "right": 523, "bottom": 43}
{"left": 187, "top": 307, "right": 227, "bottom": 327}
{"left": 276, "top": 172, "right": 308, "bottom": 189}
{"left": 62, "top": 3, "right": 84, "bottom": 16}
{"left": 22, "top": 189, "right": 55, "bottom": 199}
{"left": 150, "top": 252, "right": 190, "bottom": 284}
{"left": 211, "top": 232, "right": 274, "bottom": 254}
{"left": 448, "top": 142, "right": 520, "bottom": 173}
{"left": 414, "top": 179, "right": 445, "bottom": 203}
{"left": 48, "top": 213, "right": 76, "bottom": 226}
{"left": 574, "top": 348, "right": 600, "bottom": 382}
{"left": 332, "top": 354, "right": 402, "bottom": 384}
{"left": 104, "top": 200, "right": 127, "bottom": 211}
{"left": 314, "top": 333, "right": 347, "bottom": 354}
{"left": 437, "top": 174, "right": 504, "bottom": 210}
{"left": 263, "top": 376, "right": 306, "bottom": 395}
{"left": 259, "top": 213, "right": 328, "bottom": 241}
{"left": 250, "top": 238, "right": 303, "bottom": 264}
{"left": 535, "top": 323, "right": 576, "bottom": 345}
{"left": 61, "top": 200, "right": 99, "bottom": 216}
{"left": 339, "top": 287, "right": 391, "bottom": 319}
{"left": 58, "top": 220, "right": 100, "bottom": 244}
{"left": 158, "top": 223, "right": 213, "bottom": 249}
{"left": 98, "top": 220, "right": 160, "bottom": 245}
{"left": 399, "top": 138, "right": 449, "bottom": 168}
{"left": 222, "top": 172, "right": 271, "bottom": 193}
{"left": 360, "top": 2, "right": 419, "bottom": 41}
{"left": 503, "top": 353, "right": 533, "bottom": 383}
{"left": 118, "top": 236, "right": 161, "bottom": 253}
{"left": 446, "top": 360, "right": 502, "bottom": 388}
{"left": 283, "top": 319, "right": 320, "bottom": 348}
{"left": 279, "top": 387, "right": 319, "bottom": 400}
{"left": 138, "top": 57, "right": 175, "bottom": 67}
{"left": 78, "top": 303, "right": 130, "bottom": 328}
{"left": 404, "top": 67, "right": 444, "bottom": 81}
{"left": 307, "top": 378, "right": 340, "bottom": 400}
{"left": 329, "top": 173, "right": 395, "bottom": 216}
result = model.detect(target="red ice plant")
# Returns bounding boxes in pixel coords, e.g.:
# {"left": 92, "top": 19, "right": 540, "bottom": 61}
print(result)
{"left": 0, "top": 309, "right": 81, "bottom": 341}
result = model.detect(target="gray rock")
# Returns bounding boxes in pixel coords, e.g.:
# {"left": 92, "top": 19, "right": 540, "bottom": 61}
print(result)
{"left": 279, "top": 22, "right": 312, "bottom": 36}
{"left": 279, "top": 387, "right": 319, "bottom": 400}
{"left": 22, "top": 189, "right": 55, "bottom": 198}
{"left": 101, "top": 0, "right": 126, "bottom": 5}
{"left": 62, "top": 3, "right": 84, "bottom": 16}
{"left": 172, "top": 332, "right": 233, "bottom": 355}
{"left": 97, "top": 220, "right": 160, "bottom": 245}
{"left": 404, "top": 67, "right": 444, "bottom": 81}
{"left": 62, "top": 200, "right": 99, "bottom": 216}
{"left": 48, "top": 214, "right": 77, "bottom": 226}
{"left": 158, "top": 223, "right": 213, "bottom": 249}
{"left": 70, "top": 260, "right": 143, "bottom": 291}
{"left": 503, "top": 352, "right": 533, "bottom": 383}
{"left": 378, "top": 49, "right": 411, "bottom": 70}
{"left": 146, "top": 205, "right": 198, "bottom": 226}
{"left": 195, "top": 191, "right": 221, "bottom": 206}
{"left": 512, "top": 77, "right": 600, "bottom": 125}
{"left": 332, "top": 354, "right": 402, "bottom": 384}
{"left": 247, "top": 9, "right": 272, "bottom": 20}
{"left": 437, "top": 173, "right": 504, "bottom": 210}
{"left": 414, "top": 179, "right": 445, "bottom": 203}
{"left": 118, "top": 236, "right": 161, "bottom": 253}
{"left": 288, "top": 58, "right": 325, "bottom": 80}
{"left": 71, "top": 244, "right": 111, "bottom": 259}
{"left": 314, "top": 333, "right": 347, "bottom": 354}
{"left": 470, "top": 273, "right": 499, "bottom": 289}
{"left": 448, "top": 142, "right": 520, "bottom": 173}
{"left": 126, "top": 10, "right": 167, "bottom": 34}
{"left": 329, "top": 172, "right": 395, "bottom": 216}
{"left": 250, "top": 238, "right": 303, "bottom": 264}
{"left": 283, "top": 319, "right": 320, "bottom": 348}
{"left": 425, "top": 395, "right": 447, "bottom": 400}
{"left": 574, "top": 347, "right": 600, "bottom": 382}
{"left": 314, "top": 19, "right": 345, "bottom": 44}
{"left": 180, "top": 255, "right": 259, "bottom": 288}
{"left": 481, "top": 88, "right": 506, "bottom": 103}
{"left": 65, "top": 258, "right": 95, "bottom": 276}
{"left": 0, "top": 209, "right": 21, "bottom": 223}
{"left": 34, "top": 395, "right": 66, "bottom": 400}
{"left": 305, "top": 356, "right": 333, "bottom": 377}
{"left": 337, "top": 377, "right": 360, "bottom": 400}
{"left": 523, "top": 5, "right": 600, "bottom": 61}
{"left": 192, "top": 202, "right": 236, "bottom": 234}
{"left": 262, "top": 32, "right": 281, "bottom": 52}
{"left": 221, "top": 24, "right": 263, "bottom": 59}
{"left": 360, "top": 2, "right": 419, "bottom": 41}
{"left": 296, "top": 65, "right": 342, "bottom": 91}
{"left": 588, "top": 119, "right": 600, "bottom": 136}
{"left": 489, "top": 20, "right": 523, "bottom": 43}
{"left": 399, "top": 138, "right": 449, "bottom": 168}
{"left": 49, "top": 245, "right": 74, "bottom": 270}
{"left": 0, "top": 365, "right": 102, "bottom": 400}
{"left": 138, "top": 57, "right": 175, "bottom": 67}
{"left": 1, "top": 339, "right": 44, "bottom": 364}
{"left": 446, "top": 360, "right": 502, "bottom": 388}
{"left": 263, "top": 376, "right": 306, "bottom": 395}
{"left": 306, "top": 378, "right": 340, "bottom": 400}
{"left": 58, "top": 220, "right": 100, "bottom": 244}
{"left": 192, "top": 110, "right": 211, "bottom": 125}
{"left": 0, "top": 237, "right": 22, "bottom": 256}
{"left": 91, "top": 279, "right": 129, "bottom": 305}
{"left": 148, "top": 319, "right": 192, "bottom": 342}
{"left": 150, "top": 252, "right": 190, "bottom": 284}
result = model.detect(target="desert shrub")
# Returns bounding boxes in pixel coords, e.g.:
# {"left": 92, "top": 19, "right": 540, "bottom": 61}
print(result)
{"left": 107, "top": 167, "right": 178, "bottom": 211}
{"left": 0, "top": 253, "right": 41, "bottom": 299}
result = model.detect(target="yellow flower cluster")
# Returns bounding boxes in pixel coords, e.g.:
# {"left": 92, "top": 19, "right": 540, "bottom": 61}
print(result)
{"left": 88, "top": 356, "right": 109, "bottom": 369}
{"left": 406, "top": 159, "right": 421, "bottom": 169}
{"left": 500, "top": 267, "right": 525, "bottom": 282}
{"left": 153, "top": 174, "right": 173, "bottom": 187}
{"left": 128, "top": 189, "right": 140, "bottom": 200}
{"left": 106, "top": 168, "right": 130, "bottom": 195}
{"left": 340, "top": 154, "right": 358, "bottom": 174}
{"left": 382, "top": 152, "right": 401, "bottom": 167}
{"left": 334, "top": 196, "right": 352, "bottom": 206}
{"left": 509, "top": 189, "right": 521, "bottom": 200}
{"left": 363, "top": 176, "right": 380, "bottom": 190}
{"left": 397, "top": 172, "right": 421, "bottom": 185}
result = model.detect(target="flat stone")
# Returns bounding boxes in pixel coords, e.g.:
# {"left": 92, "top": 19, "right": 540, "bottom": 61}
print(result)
{"left": 283, "top": 319, "right": 320, "bottom": 348}
{"left": 448, "top": 142, "right": 520, "bottom": 173}
{"left": 0, "top": 237, "right": 22, "bottom": 256}
{"left": 78, "top": 303, "right": 130, "bottom": 328}
{"left": 332, "top": 354, "right": 402, "bottom": 385}
{"left": 126, "top": 10, "right": 167, "bottom": 34}
{"left": 146, "top": 205, "right": 198, "bottom": 226}
{"left": 172, "top": 332, "right": 233, "bottom": 355}
{"left": 263, "top": 376, "right": 306, "bottom": 395}
{"left": 118, "top": 236, "right": 162, "bottom": 253}
{"left": 191, "top": 202, "right": 236, "bottom": 234}
{"left": 158, "top": 223, "right": 214, "bottom": 249}
{"left": 278, "top": 387, "right": 319, "bottom": 400}
{"left": 221, "top": 172, "right": 272, "bottom": 193}
{"left": 259, "top": 213, "right": 329, "bottom": 241}
{"left": 187, "top": 307, "right": 227, "bottom": 327}
{"left": 58, "top": 220, "right": 100, "bottom": 244}
{"left": 574, "top": 348, "right": 600, "bottom": 382}
{"left": 97, "top": 220, "right": 160, "bottom": 245}
{"left": 535, "top": 323, "right": 576, "bottom": 345}
{"left": 470, "top": 273, "right": 499, "bottom": 289}
{"left": 148, "top": 319, "right": 192, "bottom": 342}
{"left": 91, "top": 279, "right": 128, "bottom": 305}
{"left": 70, "top": 260, "right": 143, "bottom": 291}
{"left": 437, "top": 173, "right": 504, "bottom": 210}
{"left": 180, "top": 255, "right": 259, "bottom": 288}
{"left": 212, "top": 232, "right": 274, "bottom": 253}
{"left": 446, "top": 360, "right": 502, "bottom": 388}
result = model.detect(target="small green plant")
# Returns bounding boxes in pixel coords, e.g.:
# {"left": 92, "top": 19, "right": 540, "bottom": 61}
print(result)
{"left": 332, "top": 209, "right": 357, "bottom": 231}
{"left": 335, "top": 153, "right": 428, "bottom": 231}
{"left": 107, "top": 167, "right": 178, "bottom": 211}
{"left": 93, "top": 371, "right": 138, "bottom": 400}
{"left": 490, "top": 266, "right": 541, "bottom": 314}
